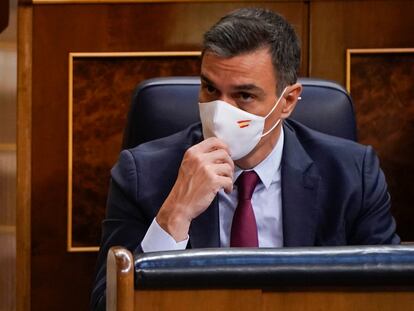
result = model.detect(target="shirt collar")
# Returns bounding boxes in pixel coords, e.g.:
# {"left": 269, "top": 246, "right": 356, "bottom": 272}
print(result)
{"left": 234, "top": 127, "right": 285, "bottom": 189}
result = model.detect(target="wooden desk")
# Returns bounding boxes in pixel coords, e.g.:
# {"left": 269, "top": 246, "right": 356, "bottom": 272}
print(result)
{"left": 107, "top": 246, "right": 414, "bottom": 311}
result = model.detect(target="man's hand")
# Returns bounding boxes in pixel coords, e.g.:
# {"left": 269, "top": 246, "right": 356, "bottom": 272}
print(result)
{"left": 156, "top": 137, "right": 234, "bottom": 242}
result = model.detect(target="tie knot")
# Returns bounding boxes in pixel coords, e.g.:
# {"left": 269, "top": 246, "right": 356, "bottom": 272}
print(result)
{"left": 236, "top": 171, "right": 260, "bottom": 200}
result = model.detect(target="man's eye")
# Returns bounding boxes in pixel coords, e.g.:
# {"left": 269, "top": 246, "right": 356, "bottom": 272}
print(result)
{"left": 237, "top": 92, "right": 254, "bottom": 102}
{"left": 203, "top": 84, "right": 216, "bottom": 94}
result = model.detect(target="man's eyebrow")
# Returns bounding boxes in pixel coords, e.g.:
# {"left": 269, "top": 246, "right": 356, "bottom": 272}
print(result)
{"left": 200, "top": 74, "right": 215, "bottom": 86}
{"left": 201, "top": 74, "right": 265, "bottom": 95}
{"left": 233, "top": 84, "right": 265, "bottom": 96}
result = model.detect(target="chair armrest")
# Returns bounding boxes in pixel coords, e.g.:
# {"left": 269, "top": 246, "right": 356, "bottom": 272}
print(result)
{"left": 134, "top": 245, "right": 414, "bottom": 289}
{"left": 107, "top": 247, "right": 134, "bottom": 311}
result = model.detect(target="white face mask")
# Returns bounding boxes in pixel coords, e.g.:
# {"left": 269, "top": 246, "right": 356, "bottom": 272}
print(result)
{"left": 199, "top": 88, "right": 287, "bottom": 160}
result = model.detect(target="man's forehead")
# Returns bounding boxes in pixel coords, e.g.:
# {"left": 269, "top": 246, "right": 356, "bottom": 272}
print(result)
{"left": 201, "top": 48, "right": 271, "bottom": 67}
{"left": 200, "top": 49, "right": 277, "bottom": 91}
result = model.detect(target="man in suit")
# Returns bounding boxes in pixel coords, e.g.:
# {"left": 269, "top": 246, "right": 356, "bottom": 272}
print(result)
{"left": 91, "top": 8, "right": 399, "bottom": 310}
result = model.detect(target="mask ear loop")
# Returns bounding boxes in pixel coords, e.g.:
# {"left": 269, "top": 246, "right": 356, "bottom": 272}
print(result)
{"left": 261, "top": 87, "right": 288, "bottom": 137}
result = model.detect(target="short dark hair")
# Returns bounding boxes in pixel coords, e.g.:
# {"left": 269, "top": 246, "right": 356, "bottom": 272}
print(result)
{"left": 202, "top": 8, "right": 301, "bottom": 95}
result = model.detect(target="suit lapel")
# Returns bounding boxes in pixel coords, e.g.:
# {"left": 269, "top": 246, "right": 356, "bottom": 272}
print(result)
{"left": 281, "top": 123, "right": 321, "bottom": 247}
{"left": 189, "top": 196, "right": 220, "bottom": 248}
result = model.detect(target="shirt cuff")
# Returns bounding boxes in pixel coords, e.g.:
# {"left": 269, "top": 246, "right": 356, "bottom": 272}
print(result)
{"left": 141, "top": 218, "right": 189, "bottom": 252}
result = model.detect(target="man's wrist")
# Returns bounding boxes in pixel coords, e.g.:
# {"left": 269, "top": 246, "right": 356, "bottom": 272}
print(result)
{"left": 141, "top": 218, "right": 189, "bottom": 252}
{"left": 156, "top": 203, "right": 191, "bottom": 242}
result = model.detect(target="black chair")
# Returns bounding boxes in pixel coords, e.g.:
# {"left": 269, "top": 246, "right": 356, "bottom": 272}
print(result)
{"left": 122, "top": 76, "right": 356, "bottom": 149}
{"left": 107, "top": 79, "right": 414, "bottom": 311}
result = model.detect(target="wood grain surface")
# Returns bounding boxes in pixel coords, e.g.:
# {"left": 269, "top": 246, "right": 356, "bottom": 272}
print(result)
{"left": 26, "top": 3, "right": 307, "bottom": 311}
{"left": 17, "top": 1, "right": 414, "bottom": 311}
{"left": 70, "top": 55, "right": 200, "bottom": 248}
{"left": 132, "top": 288, "right": 414, "bottom": 311}
{"left": 350, "top": 51, "right": 414, "bottom": 241}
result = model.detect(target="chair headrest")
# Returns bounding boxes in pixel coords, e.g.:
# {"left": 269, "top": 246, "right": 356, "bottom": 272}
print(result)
{"left": 122, "top": 77, "right": 356, "bottom": 149}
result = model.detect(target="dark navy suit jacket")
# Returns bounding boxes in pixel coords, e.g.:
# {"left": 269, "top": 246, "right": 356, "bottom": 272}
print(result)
{"left": 91, "top": 119, "right": 399, "bottom": 310}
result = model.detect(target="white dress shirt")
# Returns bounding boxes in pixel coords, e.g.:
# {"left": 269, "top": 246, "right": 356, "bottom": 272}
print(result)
{"left": 141, "top": 128, "right": 285, "bottom": 252}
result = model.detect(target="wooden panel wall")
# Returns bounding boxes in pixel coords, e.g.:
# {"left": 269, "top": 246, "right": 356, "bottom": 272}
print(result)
{"left": 0, "top": 0, "right": 9, "bottom": 33}
{"left": 310, "top": 0, "right": 414, "bottom": 242}
{"left": 17, "top": 1, "right": 414, "bottom": 311}
{"left": 310, "top": 0, "right": 414, "bottom": 86}
{"left": 0, "top": 0, "right": 16, "bottom": 310}
{"left": 348, "top": 50, "right": 414, "bottom": 241}
{"left": 23, "top": 2, "right": 309, "bottom": 311}
{"left": 70, "top": 54, "right": 201, "bottom": 250}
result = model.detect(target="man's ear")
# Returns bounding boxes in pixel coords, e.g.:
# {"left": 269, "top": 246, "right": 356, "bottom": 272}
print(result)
{"left": 281, "top": 83, "right": 302, "bottom": 119}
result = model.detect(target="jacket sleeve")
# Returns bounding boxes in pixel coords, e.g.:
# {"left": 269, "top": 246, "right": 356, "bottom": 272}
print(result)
{"left": 90, "top": 150, "right": 149, "bottom": 311}
{"left": 348, "top": 146, "right": 400, "bottom": 245}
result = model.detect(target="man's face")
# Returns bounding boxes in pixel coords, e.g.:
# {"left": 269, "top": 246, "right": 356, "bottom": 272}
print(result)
{"left": 199, "top": 48, "right": 279, "bottom": 118}
{"left": 199, "top": 48, "right": 286, "bottom": 165}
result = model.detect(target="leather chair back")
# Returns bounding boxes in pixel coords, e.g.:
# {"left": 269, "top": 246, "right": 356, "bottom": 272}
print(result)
{"left": 122, "top": 77, "right": 356, "bottom": 149}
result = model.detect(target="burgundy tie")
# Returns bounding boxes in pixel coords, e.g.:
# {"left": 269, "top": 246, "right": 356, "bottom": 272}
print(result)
{"left": 230, "top": 171, "right": 260, "bottom": 247}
